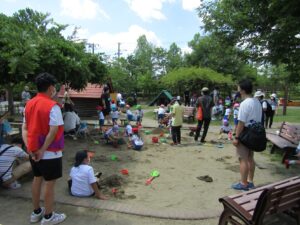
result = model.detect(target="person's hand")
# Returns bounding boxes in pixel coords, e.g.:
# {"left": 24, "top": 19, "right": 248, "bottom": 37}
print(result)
{"left": 232, "top": 139, "right": 239, "bottom": 147}
{"left": 97, "top": 194, "right": 109, "bottom": 200}
{"left": 32, "top": 149, "right": 45, "bottom": 162}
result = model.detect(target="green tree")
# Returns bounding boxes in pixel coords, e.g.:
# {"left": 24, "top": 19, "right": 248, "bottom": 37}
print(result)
{"left": 186, "top": 33, "right": 256, "bottom": 81}
{"left": 0, "top": 8, "right": 107, "bottom": 113}
{"left": 166, "top": 43, "right": 184, "bottom": 73}
{"left": 198, "top": 0, "right": 300, "bottom": 113}
{"left": 0, "top": 13, "right": 38, "bottom": 114}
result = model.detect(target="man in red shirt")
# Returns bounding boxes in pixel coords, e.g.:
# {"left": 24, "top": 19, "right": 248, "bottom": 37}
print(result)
{"left": 22, "top": 73, "right": 66, "bottom": 225}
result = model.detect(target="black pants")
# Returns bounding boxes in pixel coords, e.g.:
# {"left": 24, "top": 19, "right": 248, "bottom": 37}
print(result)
{"left": 171, "top": 126, "right": 181, "bottom": 144}
{"left": 195, "top": 118, "right": 211, "bottom": 142}
{"left": 265, "top": 111, "right": 275, "bottom": 128}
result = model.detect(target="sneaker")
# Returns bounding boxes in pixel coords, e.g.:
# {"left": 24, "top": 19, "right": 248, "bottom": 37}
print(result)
{"left": 9, "top": 181, "right": 21, "bottom": 190}
{"left": 247, "top": 182, "right": 255, "bottom": 189}
{"left": 30, "top": 207, "right": 45, "bottom": 223}
{"left": 41, "top": 212, "right": 66, "bottom": 225}
{"left": 231, "top": 182, "right": 249, "bottom": 191}
{"left": 284, "top": 160, "right": 290, "bottom": 169}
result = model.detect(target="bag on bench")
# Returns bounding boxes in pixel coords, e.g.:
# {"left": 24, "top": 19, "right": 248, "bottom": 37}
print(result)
{"left": 239, "top": 121, "right": 267, "bottom": 152}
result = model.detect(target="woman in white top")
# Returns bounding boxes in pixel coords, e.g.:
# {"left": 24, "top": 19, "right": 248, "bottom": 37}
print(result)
{"left": 69, "top": 150, "right": 107, "bottom": 200}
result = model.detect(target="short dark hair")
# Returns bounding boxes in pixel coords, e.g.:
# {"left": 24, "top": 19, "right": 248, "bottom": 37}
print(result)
{"left": 238, "top": 79, "right": 253, "bottom": 94}
{"left": 35, "top": 73, "right": 57, "bottom": 92}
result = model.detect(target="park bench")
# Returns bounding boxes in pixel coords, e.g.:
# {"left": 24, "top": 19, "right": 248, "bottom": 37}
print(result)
{"left": 183, "top": 106, "right": 195, "bottom": 123}
{"left": 266, "top": 122, "right": 300, "bottom": 163}
{"left": 218, "top": 176, "right": 300, "bottom": 225}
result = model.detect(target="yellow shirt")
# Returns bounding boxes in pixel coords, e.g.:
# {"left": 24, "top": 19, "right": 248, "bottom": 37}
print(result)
{"left": 172, "top": 102, "right": 183, "bottom": 126}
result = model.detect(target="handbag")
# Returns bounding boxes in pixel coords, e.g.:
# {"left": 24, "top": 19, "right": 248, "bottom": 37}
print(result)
{"left": 239, "top": 122, "right": 267, "bottom": 152}
{"left": 196, "top": 106, "right": 203, "bottom": 120}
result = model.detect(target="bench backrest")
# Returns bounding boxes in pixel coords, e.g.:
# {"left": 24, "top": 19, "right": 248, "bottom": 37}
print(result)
{"left": 183, "top": 107, "right": 194, "bottom": 116}
{"left": 253, "top": 177, "right": 300, "bottom": 223}
{"left": 279, "top": 122, "right": 300, "bottom": 145}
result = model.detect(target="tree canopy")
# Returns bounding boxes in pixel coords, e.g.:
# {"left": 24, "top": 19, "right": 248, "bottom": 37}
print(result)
{"left": 198, "top": 0, "right": 300, "bottom": 76}
{"left": 161, "top": 67, "right": 233, "bottom": 91}
{"left": 0, "top": 8, "right": 107, "bottom": 113}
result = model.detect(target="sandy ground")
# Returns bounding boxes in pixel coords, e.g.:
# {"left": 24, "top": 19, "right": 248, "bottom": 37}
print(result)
{"left": 0, "top": 115, "right": 299, "bottom": 225}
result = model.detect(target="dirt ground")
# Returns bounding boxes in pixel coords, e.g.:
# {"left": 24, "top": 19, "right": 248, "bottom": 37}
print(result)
{"left": 0, "top": 116, "right": 299, "bottom": 225}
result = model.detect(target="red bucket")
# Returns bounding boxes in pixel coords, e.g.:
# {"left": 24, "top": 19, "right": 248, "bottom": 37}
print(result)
{"left": 132, "top": 127, "right": 139, "bottom": 134}
{"left": 152, "top": 136, "right": 159, "bottom": 143}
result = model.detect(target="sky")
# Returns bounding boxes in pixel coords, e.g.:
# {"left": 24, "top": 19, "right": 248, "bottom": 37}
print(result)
{"left": 0, "top": 0, "right": 203, "bottom": 57}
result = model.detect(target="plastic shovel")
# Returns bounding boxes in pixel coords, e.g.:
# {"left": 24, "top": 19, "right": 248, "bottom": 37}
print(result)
{"left": 145, "top": 170, "right": 160, "bottom": 185}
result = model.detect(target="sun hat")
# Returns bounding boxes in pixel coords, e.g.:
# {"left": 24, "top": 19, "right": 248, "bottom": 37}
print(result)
{"left": 233, "top": 103, "right": 240, "bottom": 108}
{"left": 223, "top": 119, "right": 229, "bottom": 125}
{"left": 254, "top": 91, "right": 265, "bottom": 97}
{"left": 270, "top": 93, "right": 276, "bottom": 98}
{"left": 201, "top": 87, "right": 209, "bottom": 92}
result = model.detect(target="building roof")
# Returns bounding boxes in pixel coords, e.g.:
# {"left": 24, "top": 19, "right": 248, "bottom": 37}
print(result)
{"left": 57, "top": 83, "right": 103, "bottom": 99}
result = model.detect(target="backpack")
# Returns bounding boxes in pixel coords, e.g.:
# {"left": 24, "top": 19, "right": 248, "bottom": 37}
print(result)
{"left": 263, "top": 100, "right": 272, "bottom": 116}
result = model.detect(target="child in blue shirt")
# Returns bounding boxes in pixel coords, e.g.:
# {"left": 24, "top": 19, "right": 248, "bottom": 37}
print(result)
{"left": 111, "top": 108, "right": 119, "bottom": 125}
{"left": 97, "top": 106, "right": 104, "bottom": 133}
{"left": 233, "top": 103, "right": 239, "bottom": 135}
{"left": 136, "top": 105, "right": 143, "bottom": 125}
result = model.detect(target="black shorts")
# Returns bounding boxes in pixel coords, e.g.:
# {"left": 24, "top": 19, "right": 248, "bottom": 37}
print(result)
{"left": 30, "top": 157, "right": 62, "bottom": 181}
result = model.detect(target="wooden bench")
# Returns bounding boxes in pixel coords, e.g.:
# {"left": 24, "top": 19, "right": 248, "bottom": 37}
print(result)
{"left": 183, "top": 107, "right": 195, "bottom": 123}
{"left": 266, "top": 122, "right": 300, "bottom": 163}
{"left": 218, "top": 176, "right": 300, "bottom": 225}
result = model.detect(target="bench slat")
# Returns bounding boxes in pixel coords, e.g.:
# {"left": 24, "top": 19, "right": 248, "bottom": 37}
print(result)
{"left": 219, "top": 176, "right": 300, "bottom": 225}
{"left": 266, "top": 133, "right": 297, "bottom": 149}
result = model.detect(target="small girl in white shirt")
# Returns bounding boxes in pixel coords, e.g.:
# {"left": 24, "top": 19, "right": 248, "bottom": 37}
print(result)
{"left": 69, "top": 150, "right": 107, "bottom": 200}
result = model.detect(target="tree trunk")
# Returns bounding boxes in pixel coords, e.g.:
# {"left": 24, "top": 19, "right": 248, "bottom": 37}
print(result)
{"left": 7, "top": 85, "right": 15, "bottom": 115}
{"left": 282, "top": 84, "right": 288, "bottom": 116}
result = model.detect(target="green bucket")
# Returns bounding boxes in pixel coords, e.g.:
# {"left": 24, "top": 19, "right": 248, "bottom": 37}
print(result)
{"left": 145, "top": 130, "right": 151, "bottom": 135}
{"left": 111, "top": 154, "right": 117, "bottom": 161}
{"left": 160, "top": 138, "right": 167, "bottom": 143}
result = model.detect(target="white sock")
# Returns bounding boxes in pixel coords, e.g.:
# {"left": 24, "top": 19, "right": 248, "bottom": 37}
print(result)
{"left": 289, "top": 160, "right": 296, "bottom": 165}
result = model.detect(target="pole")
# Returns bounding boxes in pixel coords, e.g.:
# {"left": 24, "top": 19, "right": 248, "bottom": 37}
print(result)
{"left": 117, "top": 42, "right": 121, "bottom": 59}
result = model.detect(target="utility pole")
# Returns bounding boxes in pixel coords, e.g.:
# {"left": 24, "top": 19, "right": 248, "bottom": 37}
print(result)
{"left": 117, "top": 42, "right": 121, "bottom": 59}
{"left": 91, "top": 43, "right": 95, "bottom": 54}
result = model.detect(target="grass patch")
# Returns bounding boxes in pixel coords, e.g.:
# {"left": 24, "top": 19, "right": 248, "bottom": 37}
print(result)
{"left": 273, "top": 107, "right": 300, "bottom": 123}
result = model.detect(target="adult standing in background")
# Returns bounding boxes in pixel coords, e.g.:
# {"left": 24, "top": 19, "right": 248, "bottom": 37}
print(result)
{"left": 21, "top": 86, "right": 31, "bottom": 106}
{"left": 268, "top": 93, "right": 278, "bottom": 128}
{"left": 194, "top": 87, "right": 214, "bottom": 143}
{"left": 212, "top": 86, "right": 220, "bottom": 106}
{"left": 232, "top": 79, "right": 262, "bottom": 191}
{"left": 63, "top": 87, "right": 74, "bottom": 108}
{"left": 101, "top": 86, "right": 111, "bottom": 124}
{"left": 22, "top": 73, "right": 66, "bottom": 224}
{"left": 184, "top": 89, "right": 190, "bottom": 106}
{"left": 171, "top": 98, "right": 184, "bottom": 145}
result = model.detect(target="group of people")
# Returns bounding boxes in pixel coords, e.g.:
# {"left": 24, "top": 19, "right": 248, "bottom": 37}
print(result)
{"left": 0, "top": 70, "right": 297, "bottom": 225}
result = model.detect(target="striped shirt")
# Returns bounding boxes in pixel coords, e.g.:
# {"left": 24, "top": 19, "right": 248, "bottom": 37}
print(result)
{"left": 0, "top": 144, "right": 28, "bottom": 182}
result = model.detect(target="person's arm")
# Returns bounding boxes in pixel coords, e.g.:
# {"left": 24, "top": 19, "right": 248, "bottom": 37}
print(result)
{"left": 22, "top": 122, "right": 28, "bottom": 148}
{"left": 233, "top": 121, "right": 245, "bottom": 146}
{"left": 91, "top": 182, "right": 108, "bottom": 200}
{"left": 33, "top": 126, "right": 58, "bottom": 161}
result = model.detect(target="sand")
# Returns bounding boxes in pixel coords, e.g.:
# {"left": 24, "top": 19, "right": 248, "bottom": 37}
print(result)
{"left": 1, "top": 116, "right": 299, "bottom": 225}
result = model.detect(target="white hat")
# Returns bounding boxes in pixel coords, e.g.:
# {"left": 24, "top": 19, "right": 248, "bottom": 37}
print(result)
{"left": 254, "top": 91, "right": 265, "bottom": 98}
{"left": 270, "top": 93, "right": 276, "bottom": 98}
{"left": 201, "top": 87, "right": 209, "bottom": 92}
